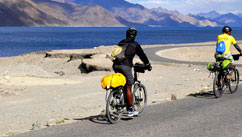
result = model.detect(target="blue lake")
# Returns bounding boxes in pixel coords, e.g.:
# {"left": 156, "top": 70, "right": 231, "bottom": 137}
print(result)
{"left": 0, "top": 27, "right": 242, "bottom": 57}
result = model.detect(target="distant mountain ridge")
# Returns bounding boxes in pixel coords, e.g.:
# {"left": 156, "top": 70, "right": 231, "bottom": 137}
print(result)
{"left": 61, "top": 0, "right": 218, "bottom": 27}
{"left": 198, "top": 11, "right": 221, "bottom": 19}
{"left": 149, "top": 7, "right": 217, "bottom": 27}
{"left": 61, "top": 0, "right": 145, "bottom": 11}
{"left": 0, "top": 0, "right": 140, "bottom": 26}
{"left": 192, "top": 11, "right": 242, "bottom": 27}
{"left": 0, "top": 0, "right": 66, "bottom": 26}
{"left": 0, "top": 0, "right": 241, "bottom": 27}
{"left": 213, "top": 13, "right": 242, "bottom": 27}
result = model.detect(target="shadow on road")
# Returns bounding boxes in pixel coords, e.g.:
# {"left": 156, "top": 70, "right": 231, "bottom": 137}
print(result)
{"left": 73, "top": 114, "right": 134, "bottom": 125}
{"left": 73, "top": 114, "right": 110, "bottom": 125}
{"left": 188, "top": 91, "right": 216, "bottom": 99}
{"left": 188, "top": 89, "right": 232, "bottom": 99}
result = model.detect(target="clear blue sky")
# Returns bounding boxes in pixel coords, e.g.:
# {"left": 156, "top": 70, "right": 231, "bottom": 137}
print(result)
{"left": 126, "top": 0, "right": 242, "bottom": 14}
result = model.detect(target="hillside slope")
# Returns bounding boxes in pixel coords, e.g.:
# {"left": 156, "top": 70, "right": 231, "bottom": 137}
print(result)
{"left": 65, "top": 0, "right": 218, "bottom": 27}
{"left": 0, "top": 0, "right": 129, "bottom": 26}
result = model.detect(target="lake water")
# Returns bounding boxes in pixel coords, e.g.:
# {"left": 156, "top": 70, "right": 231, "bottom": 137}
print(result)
{"left": 0, "top": 27, "right": 242, "bottom": 57}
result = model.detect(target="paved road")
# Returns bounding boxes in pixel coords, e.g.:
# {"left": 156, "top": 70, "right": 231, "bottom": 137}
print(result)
{"left": 144, "top": 44, "right": 211, "bottom": 65}
{"left": 14, "top": 86, "right": 242, "bottom": 137}
{"left": 14, "top": 45, "right": 242, "bottom": 137}
{"left": 144, "top": 44, "right": 242, "bottom": 66}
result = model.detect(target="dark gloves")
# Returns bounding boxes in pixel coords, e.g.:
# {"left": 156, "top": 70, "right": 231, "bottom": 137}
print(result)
{"left": 145, "top": 63, "right": 152, "bottom": 71}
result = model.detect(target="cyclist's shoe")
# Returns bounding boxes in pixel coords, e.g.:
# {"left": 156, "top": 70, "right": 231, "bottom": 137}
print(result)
{"left": 127, "top": 111, "right": 134, "bottom": 117}
{"left": 127, "top": 106, "right": 138, "bottom": 117}
{"left": 133, "top": 111, "right": 139, "bottom": 116}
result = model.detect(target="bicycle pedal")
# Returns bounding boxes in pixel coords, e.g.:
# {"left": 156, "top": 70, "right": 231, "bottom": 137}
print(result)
{"left": 137, "top": 98, "right": 143, "bottom": 102}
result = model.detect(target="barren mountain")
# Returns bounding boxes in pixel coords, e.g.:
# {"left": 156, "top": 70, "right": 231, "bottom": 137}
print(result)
{"left": 0, "top": 0, "right": 220, "bottom": 27}
{"left": 213, "top": 13, "right": 242, "bottom": 27}
{"left": 150, "top": 7, "right": 218, "bottom": 27}
{"left": 0, "top": 0, "right": 66, "bottom": 26}
{"left": 65, "top": 0, "right": 218, "bottom": 27}
{"left": 107, "top": 6, "right": 218, "bottom": 27}
{"left": 198, "top": 11, "right": 221, "bottom": 20}
{"left": 58, "top": 0, "right": 145, "bottom": 11}
{"left": 192, "top": 11, "right": 242, "bottom": 27}
{"left": 0, "top": 0, "right": 131, "bottom": 26}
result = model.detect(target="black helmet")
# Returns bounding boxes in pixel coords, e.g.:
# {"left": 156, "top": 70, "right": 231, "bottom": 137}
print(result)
{"left": 126, "top": 27, "right": 137, "bottom": 38}
{"left": 222, "top": 26, "right": 232, "bottom": 33}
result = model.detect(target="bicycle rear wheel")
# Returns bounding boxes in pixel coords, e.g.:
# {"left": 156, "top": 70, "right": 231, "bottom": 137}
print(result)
{"left": 229, "top": 68, "right": 240, "bottom": 93}
{"left": 133, "top": 84, "right": 147, "bottom": 116}
{"left": 213, "top": 72, "right": 224, "bottom": 98}
{"left": 106, "top": 89, "right": 123, "bottom": 124}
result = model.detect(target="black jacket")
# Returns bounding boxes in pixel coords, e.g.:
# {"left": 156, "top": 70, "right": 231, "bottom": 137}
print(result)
{"left": 114, "top": 38, "right": 149, "bottom": 67}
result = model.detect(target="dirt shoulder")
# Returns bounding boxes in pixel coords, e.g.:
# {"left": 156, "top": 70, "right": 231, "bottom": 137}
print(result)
{"left": 1, "top": 41, "right": 241, "bottom": 136}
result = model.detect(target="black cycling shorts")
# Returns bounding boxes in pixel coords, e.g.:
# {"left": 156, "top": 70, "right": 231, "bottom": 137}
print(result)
{"left": 113, "top": 64, "right": 134, "bottom": 86}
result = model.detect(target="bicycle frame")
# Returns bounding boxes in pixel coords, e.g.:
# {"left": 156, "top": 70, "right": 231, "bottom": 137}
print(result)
{"left": 105, "top": 63, "right": 148, "bottom": 123}
{"left": 105, "top": 87, "right": 123, "bottom": 100}
{"left": 134, "top": 70, "right": 141, "bottom": 84}
{"left": 105, "top": 70, "right": 141, "bottom": 103}
{"left": 105, "top": 65, "right": 146, "bottom": 108}
{"left": 215, "top": 62, "right": 228, "bottom": 78}
{"left": 214, "top": 58, "right": 230, "bottom": 85}
{"left": 105, "top": 64, "right": 144, "bottom": 98}
{"left": 213, "top": 54, "right": 240, "bottom": 98}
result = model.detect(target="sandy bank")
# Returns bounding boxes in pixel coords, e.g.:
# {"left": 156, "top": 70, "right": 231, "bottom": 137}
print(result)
{"left": 156, "top": 41, "right": 242, "bottom": 63}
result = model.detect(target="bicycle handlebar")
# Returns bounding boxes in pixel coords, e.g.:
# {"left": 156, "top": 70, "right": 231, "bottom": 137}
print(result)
{"left": 216, "top": 54, "right": 241, "bottom": 61}
{"left": 133, "top": 63, "right": 152, "bottom": 72}
{"left": 232, "top": 54, "right": 241, "bottom": 61}
{"left": 133, "top": 63, "right": 148, "bottom": 73}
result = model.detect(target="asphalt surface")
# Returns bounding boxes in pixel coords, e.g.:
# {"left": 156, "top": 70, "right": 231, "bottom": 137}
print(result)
{"left": 144, "top": 44, "right": 242, "bottom": 67}
{"left": 13, "top": 45, "right": 242, "bottom": 137}
{"left": 144, "top": 44, "right": 211, "bottom": 65}
{"left": 14, "top": 87, "right": 242, "bottom": 137}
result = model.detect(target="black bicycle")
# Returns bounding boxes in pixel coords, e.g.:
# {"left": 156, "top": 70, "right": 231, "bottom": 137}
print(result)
{"left": 213, "top": 54, "right": 240, "bottom": 98}
{"left": 105, "top": 63, "right": 148, "bottom": 124}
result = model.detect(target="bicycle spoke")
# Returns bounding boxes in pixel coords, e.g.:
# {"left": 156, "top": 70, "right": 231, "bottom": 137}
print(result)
{"left": 106, "top": 90, "right": 123, "bottom": 124}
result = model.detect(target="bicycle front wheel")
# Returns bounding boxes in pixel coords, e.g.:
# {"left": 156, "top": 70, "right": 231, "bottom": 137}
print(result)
{"left": 133, "top": 84, "right": 147, "bottom": 116}
{"left": 213, "top": 72, "right": 224, "bottom": 98}
{"left": 106, "top": 89, "right": 123, "bottom": 124}
{"left": 229, "top": 68, "right": 240, "bottom": 94}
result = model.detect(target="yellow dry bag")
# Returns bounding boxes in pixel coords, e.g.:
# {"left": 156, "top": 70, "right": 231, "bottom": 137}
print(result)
{"left": 101, "top": 73, "right": 126, "bottom": 89}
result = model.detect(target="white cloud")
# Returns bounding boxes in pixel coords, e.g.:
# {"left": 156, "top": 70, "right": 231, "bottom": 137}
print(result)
{"left": 139, "top": 1, "right": 167, "bottom": 4}
{"left": 131, "top": 0, "right": 242, "bottom": 14}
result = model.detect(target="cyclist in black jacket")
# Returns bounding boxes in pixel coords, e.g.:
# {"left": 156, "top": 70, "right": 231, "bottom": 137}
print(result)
{"left": 113, "top": 28, "right": 152, "bottom": 117}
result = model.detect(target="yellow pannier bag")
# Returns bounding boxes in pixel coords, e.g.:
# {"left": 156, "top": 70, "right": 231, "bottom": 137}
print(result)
{"left": 101, "top": 73, "right": 126, "bottom": 89}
